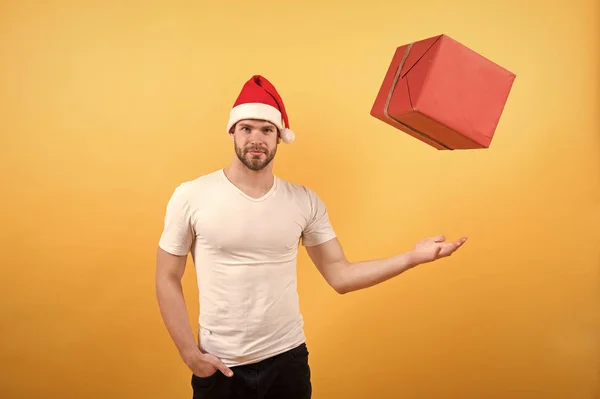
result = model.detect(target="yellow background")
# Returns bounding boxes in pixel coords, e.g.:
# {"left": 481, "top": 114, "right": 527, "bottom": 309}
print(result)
{"left": 1, "top": 0, "right": 598, "bottom": 398}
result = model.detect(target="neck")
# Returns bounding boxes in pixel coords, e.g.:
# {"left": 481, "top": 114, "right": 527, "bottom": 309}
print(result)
{"left": 223, "top": 156, "right": 275, "bottom": 193}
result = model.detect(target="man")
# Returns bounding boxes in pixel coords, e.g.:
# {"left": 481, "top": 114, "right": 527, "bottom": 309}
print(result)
{"left": 155, "top": 75, "right": 467, "bottom": 399}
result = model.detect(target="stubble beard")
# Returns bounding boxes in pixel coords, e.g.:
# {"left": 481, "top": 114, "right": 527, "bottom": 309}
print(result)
{"left": 235, "top": 142, "right": 277, "bottom": 171}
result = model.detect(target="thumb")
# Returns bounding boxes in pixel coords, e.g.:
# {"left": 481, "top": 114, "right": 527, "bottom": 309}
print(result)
{"left": 435, "top": 244, "right": 442, "bottom": 256}
{"left": 208, "top": 355, "right": 234, "bottom": 377}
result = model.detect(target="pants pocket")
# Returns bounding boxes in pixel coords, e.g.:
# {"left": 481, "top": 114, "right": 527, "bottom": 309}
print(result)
{"left": 191, "top": 371, "right": 218, "bottom": 387}
{"left": 289, "top": 343, "right": 309, "bottom": 362}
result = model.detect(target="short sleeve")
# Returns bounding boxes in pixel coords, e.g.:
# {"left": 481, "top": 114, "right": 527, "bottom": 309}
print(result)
{"left": 301, "top": 188, "right": 337, "bottom": 247}
{"left": 158, "top": 184, "right": 194, "bottom": 256}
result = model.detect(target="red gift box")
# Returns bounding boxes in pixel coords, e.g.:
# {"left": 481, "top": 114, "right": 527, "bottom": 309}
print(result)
{"left": 370, "top": 34, "right": 516, "bottom": 150}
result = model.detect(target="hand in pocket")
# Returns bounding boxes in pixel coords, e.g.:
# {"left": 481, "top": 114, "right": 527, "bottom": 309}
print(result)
{"left": 183, "top": 348, "right": 234, "bottom": 378}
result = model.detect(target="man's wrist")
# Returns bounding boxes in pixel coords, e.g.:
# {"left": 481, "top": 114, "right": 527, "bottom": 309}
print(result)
{"left": 402, "top": 249, "right": 420, "bottom": 270}
{"left": 180, "top": 343, "right": 201, "bottom": 362}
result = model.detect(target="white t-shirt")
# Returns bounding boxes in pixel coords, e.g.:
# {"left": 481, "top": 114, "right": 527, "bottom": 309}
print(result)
{"left": 158, "top": 168, "right": 336, "bottom": 367}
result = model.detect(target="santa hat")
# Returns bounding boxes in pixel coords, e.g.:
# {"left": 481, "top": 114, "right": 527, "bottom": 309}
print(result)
{"left": 226, "top": 75, "right": 295, "bottom": 144}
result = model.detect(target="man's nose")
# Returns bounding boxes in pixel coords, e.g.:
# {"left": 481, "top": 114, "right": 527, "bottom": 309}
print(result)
{"left": 248, "top": 129, "right": 264, "bottom": 142}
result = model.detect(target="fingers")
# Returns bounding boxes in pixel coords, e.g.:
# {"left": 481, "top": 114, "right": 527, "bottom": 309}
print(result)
{"left": 432, "top": 235, "right": 446, "bottom": 242}
{"left": 435, "top": 235, "right": 467, "bottom": 246}
{"left": 208, "top": 356, "right": 234, "bottom": 377}
{"left": 432, "top": 235, "right": 467, "bottom": 243}
{"left": 439, "top": 237, "right": 468, "bottom": 257}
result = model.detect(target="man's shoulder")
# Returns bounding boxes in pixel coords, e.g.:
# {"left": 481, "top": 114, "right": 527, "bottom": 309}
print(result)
{"left": 169, "top": 169, "right": 224, "bottom": 197}
{"left": 180, "top": 169, "right": 223, "bottom": 187}
{"left": 276, "top": 176, "right": 321, "bottom": 202}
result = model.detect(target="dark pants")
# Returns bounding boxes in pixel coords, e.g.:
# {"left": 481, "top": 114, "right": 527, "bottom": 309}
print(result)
{"left": 191, "top": 343, "right": 312, "bottom": 399}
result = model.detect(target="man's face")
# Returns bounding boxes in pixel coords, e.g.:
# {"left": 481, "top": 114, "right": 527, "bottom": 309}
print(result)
{"left": 231, "top": 119, "right": 280, "bottom": 171}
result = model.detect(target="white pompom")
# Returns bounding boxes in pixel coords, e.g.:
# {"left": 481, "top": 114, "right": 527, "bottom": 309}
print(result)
{"left": 280, "top": 128, "right": 295, "bottom": 144}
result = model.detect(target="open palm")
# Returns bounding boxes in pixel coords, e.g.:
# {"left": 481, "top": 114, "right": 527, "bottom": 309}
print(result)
{"left": 410, "top": 235, "right": 468, "bottom": 265}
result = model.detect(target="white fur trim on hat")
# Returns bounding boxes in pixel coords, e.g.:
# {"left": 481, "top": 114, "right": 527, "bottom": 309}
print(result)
{"left": 227, "top": 102, "right": 295, "bottom": 144}
{"left": 227, "top": 102, "right": 283, "bottom": 132}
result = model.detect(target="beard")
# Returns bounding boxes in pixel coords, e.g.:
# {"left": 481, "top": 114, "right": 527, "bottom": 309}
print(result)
{"left": 234, "top": 142, "right": 277, "bottom": 171}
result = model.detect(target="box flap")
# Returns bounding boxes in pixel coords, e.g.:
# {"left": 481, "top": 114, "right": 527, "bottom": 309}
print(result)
{"left": 400, "top": 35, "right": 444, "bottom": 78}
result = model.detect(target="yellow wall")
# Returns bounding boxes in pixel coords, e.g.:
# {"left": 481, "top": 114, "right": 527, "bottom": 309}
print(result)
{"left": 1, "top": 0, "right": 598, "bottom": 398}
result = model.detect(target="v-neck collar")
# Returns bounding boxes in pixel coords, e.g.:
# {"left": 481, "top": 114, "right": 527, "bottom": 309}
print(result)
{"left": 220, "top": 169, "right": 277, "bottom": 202}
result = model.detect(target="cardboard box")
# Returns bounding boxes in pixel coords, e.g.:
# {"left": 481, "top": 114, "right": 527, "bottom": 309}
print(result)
{"left": 370, "top": 34, "right": 516, "bottom": 150}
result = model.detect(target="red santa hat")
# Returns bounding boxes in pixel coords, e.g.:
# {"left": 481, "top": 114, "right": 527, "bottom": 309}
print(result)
{"left": 226, "top": 75, "right": 295, "bottom": 144}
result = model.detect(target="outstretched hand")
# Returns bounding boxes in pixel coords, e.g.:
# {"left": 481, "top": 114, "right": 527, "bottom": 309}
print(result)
{"left": 409, "top": 235, "right": 468, "bottom": 266}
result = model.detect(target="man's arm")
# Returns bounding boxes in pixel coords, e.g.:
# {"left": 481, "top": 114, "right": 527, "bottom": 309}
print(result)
{"left": 155, "top": 247, "right": 198, "bottom": 358}
{"left": 305, "top": 235, "right": 467, "bottom": 295}
{"left": 155, "top": 247, "right": 233, "bottom": 377}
